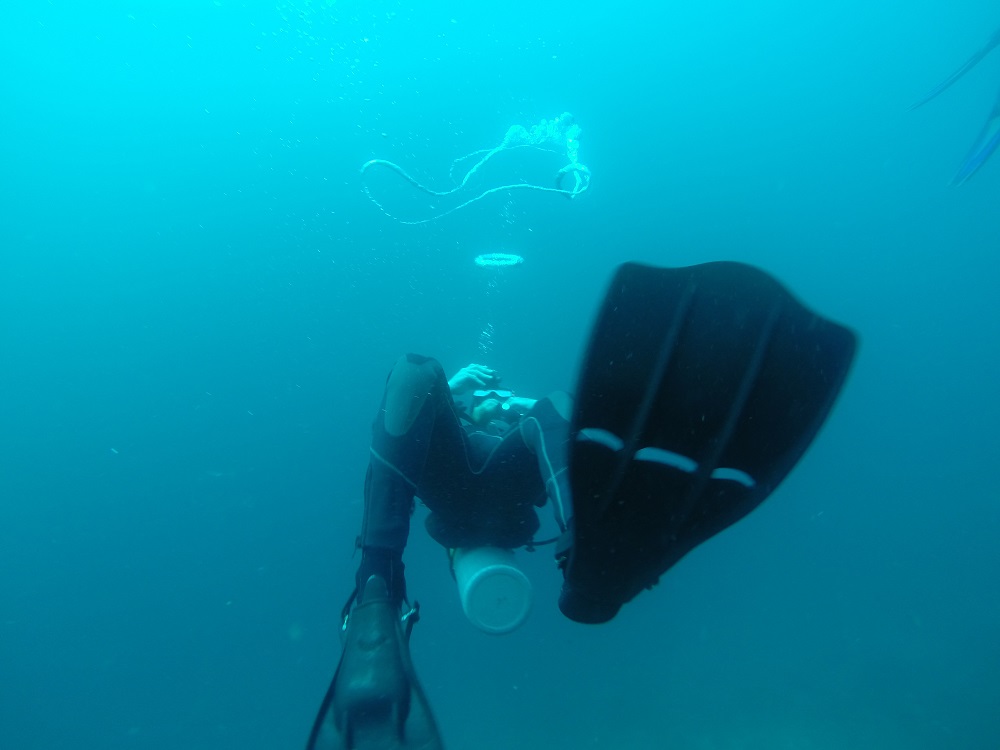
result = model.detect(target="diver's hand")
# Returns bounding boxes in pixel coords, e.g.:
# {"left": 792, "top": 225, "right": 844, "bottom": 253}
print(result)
{"left": 448, "top": 364, "right": 499, "bottom": 395}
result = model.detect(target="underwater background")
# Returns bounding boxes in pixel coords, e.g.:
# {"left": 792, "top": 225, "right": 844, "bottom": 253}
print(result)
{"left": 2, "top": 1, "right": 998, "bottom": 748}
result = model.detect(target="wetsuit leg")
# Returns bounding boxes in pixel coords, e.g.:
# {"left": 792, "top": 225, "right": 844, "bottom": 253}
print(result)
{"left": 311, "top": 354, "right": 453, "bottom": 750}
{"left": 420, "top": 423, "right": 546, "bottom": 549}
{"left": 517, "top": 392, "right": 574, "bottom": 533}
{"left": 419, "top": 392, "right": 572, "bottom": 550}
{"left": 357, "top": 354, "right": 466, "bottom": 602}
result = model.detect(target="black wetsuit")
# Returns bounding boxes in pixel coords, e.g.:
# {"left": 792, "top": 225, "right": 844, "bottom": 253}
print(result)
{"left": 355, "top": 353, "right": 572, "bottom": 604}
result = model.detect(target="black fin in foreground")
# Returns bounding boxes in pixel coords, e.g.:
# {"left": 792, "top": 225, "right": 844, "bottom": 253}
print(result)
{"left": 559, "top": 262, "right": 857, "bottom": 624}
{"left": 306, "top": 577, "right": 443, "bottom": 750}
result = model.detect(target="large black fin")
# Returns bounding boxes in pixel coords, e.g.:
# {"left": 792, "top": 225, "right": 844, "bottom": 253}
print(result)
{"left": 560, "top": 261, "right": 857, "bottom": 624}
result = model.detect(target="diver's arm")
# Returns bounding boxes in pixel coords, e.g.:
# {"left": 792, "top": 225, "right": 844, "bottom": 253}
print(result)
{"left": 447, "top": 363, "right": 500, "bottom": 394}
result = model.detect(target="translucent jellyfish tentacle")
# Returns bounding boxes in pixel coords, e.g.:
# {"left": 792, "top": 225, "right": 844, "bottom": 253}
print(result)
{"left": 360, "top": 113, "right": 590, "bottom": 224}
{"left": 362, "top": 180, "right": 588, "bottom": 226}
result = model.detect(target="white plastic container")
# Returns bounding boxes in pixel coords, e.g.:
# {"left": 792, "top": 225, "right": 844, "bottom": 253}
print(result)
{"left": 452, "top": 547, "right": 532, "bottom": 635}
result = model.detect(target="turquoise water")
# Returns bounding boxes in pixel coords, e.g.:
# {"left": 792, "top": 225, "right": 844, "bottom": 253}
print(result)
{"left": 1, "top": 1, "right": 998, "bottom": 748}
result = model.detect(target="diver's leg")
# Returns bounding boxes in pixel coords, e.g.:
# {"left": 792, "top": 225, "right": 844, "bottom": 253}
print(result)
{"left": 421, "top": 423, "right": 546, "bottom": 550}
{"left": 517, "top": 391, "right": 574, "bottom": 533}
{"left": 314, "top": 355, "right": 456, "bottom": 749}
{"left": 419, "top": 391, "right": 574, "bottom": 550}
{"left": 357, "top": 353, "right": 459, "bottom": 603}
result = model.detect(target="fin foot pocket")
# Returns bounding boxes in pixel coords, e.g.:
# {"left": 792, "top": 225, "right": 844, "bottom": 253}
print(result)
{"left": 306, "top": 577, "right": 444, "bottom": 750}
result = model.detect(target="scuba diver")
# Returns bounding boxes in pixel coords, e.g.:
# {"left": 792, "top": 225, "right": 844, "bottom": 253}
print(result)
{"left": 911, "top": 25, "right": 1000, "bottom": 185}
{"left": 306, "top": 261, "right": 858, "bottom": 750}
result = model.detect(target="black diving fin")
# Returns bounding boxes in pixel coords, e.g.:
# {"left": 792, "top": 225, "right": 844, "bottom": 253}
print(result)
{"left": 559, "top": 261, "right": 857, "bottom": 624}
{"left": 306, "top": 576, "right": 444, "bottom": 750}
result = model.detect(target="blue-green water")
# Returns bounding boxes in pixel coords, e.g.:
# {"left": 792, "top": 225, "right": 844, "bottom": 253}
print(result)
{"left": 1, "top": 1, "right": 998, "bottom": 748}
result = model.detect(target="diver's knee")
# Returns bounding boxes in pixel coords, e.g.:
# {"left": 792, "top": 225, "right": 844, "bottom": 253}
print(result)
{"left": 383, "top": 354, "right": 446, "bottom": 436}
{"left": 545, "top": 391, "right": 574, "bottom": 422}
